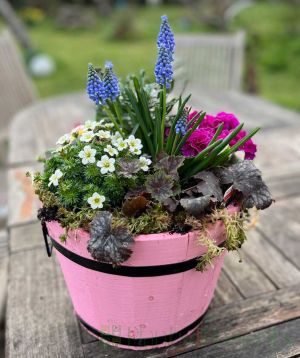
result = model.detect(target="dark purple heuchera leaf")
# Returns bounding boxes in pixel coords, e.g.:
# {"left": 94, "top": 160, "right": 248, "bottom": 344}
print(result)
{"left": 180, "top": 196, "right": 213, "bottom": 218}
{"left": 145, "top": 171, "right": 174, "bottom": 201}
{"left": 88, "top": 212, "right": 134, "bottom": 265}
{"left": 163, "top": 197, "right": 179, "bottom": 212}
{"left": 117, "top": 158, "right": 140, "bottom": 177}
{"left": 215, "top": 160, "right": 273, "bottom": 210}
{"left": 243, "top": 183, "right": 272, "bottom": 210}
{"left": 155, "top": 155, "right": 185, "bottom": 179}
{"left": 193, "top": 171, "right": 223, "bottom": 201}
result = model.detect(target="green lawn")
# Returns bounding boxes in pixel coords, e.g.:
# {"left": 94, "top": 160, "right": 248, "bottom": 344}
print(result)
{"left": 9, "top": 3, "right": 300, "bottom": 111}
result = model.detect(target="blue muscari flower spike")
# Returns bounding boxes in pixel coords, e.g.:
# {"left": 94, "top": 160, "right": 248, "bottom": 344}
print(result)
{"left": 102, "top": 61, "right": 120, "bottom": 103}
{"left": 86, "top": 63, "right": 104, "bottom": 105}
{"left": 157, "top": 15, "right": 175, "bottom": 55}
{"left": 155, "top": 45, "right": 173, "bottom": 89}
{"left": 175, "top": 109, "right": 188, "bottom": 136}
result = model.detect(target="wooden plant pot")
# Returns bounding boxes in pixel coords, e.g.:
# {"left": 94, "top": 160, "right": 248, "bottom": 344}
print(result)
{"left": 44, "top": 219, "right": 227, "bottom": 350}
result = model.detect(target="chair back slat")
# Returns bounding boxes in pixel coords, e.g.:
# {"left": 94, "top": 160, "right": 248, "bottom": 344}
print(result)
{"left": 0, "top": 29, "right": 36, "bottom": 140}
{"left": 174, "top": 31, "right": 245, "bottom": 93}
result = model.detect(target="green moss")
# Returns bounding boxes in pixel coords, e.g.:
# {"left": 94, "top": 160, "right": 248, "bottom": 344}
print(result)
{"left": 196, "top": 209, "right": 248, "bottom": 272}
{"left": 112, "top": 205, "right": 172, "bottom": 234}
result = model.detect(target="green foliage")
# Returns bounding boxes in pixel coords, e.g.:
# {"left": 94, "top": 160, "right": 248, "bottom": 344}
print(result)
{"left": 106, "top": 72, "right": 259, "bottom": 172}
{"left": 36, "top": 120, "right": 149, "bottom": 213}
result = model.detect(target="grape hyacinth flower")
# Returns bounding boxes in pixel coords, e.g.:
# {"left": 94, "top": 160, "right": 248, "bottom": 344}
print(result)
{"left": 157, "top": 15, "right": 175, "bottom": 55}
{"left": 155, "top": 45, "right": 173, "bottom": 89}
{"left": 155, "top": 15, "right": 175, "bottom": 89}
{"left": 175, "top": 109, "right": 188, "bottom": 136}
{"left": 86, "top": 63, "right": 104, "bottom": 105}
{"left": 102, "top": 61, "right": 120, "bottom": 103}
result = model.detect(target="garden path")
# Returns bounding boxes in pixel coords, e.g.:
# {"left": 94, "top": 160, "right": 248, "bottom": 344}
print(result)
{"left": 5, "top": 91, "right": 300, "bottom": 357}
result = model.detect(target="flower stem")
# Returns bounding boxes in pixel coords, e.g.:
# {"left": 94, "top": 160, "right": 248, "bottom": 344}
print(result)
{"left": 160, "top": 85, "right": 167, "bottom": 152}
{"left": 104, "top": 107, "right": 124, "bottom": 136}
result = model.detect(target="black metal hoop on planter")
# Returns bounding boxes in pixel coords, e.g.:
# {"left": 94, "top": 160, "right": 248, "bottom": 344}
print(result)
{"left": 41, "top": 221, "right": 53, "bottom": 257}
{"left": 41, "top": 222, "right": 208, "bottom": 277}
{"left": 77, "top": 313, "right": 205, "bottom": 347}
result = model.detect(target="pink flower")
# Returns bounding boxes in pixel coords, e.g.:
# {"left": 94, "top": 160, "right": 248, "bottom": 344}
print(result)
{"left": 214, "top": 112, "right": 240, "bottom": 130}
{"left": 181, "top": 128, "right": 214, "bottom": 157}
{"left": 170, "top": 109, "right": 257, "bottom": 160}
{"left": 199, "top": 114, "right": 218, "bottom": 129}
{"left": 218, "top": 129, "right": 257, "bottom": 159}
{"left": 241, "top": 139, "right": 257, "bottom": 160}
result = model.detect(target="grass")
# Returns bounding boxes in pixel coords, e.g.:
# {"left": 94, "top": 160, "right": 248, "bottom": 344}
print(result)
{"left": 3, "top": 3, "right": 300, "bottom": 111}
{"left": 27, "top": 5, "right": 206, "bottom": 98}
{"left": 231, "top": 2, "right": 300, "bottom": 111}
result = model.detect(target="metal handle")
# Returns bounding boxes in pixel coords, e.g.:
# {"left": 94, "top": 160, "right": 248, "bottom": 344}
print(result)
{"left": 41, "top": 221, "right": 53, "bottom": 257}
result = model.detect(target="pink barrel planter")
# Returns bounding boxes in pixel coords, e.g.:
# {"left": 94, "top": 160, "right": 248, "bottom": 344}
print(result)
{"left": 45, "top": 219, "right": 227, "bottom": 350}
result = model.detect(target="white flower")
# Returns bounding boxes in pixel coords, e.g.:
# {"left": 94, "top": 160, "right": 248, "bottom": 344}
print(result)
{"left": 126, "top": 135, "right": 143, "bottom": 154}
{"left": 54, "top": 145, "right": 66, "bottom": 153}
{"left": 78, "top": 145, "right": 96, "bottom": 164}
{"left": 56, "top": 133, "right": 71, "bottom": 146}
{"left": 139, "top": 156, "right": 152, "bottom": 171}
{"left": 96, "top": 130, "right": 111, "bottom": 139}
{"left": 48, "top": 169, "right": 63, "bottom": 187}
{"left": 87, "top": 192, "right": 105, "bottom": 209}
{"left": 84, "top": 120, "right": 97, "bottom": 131}
{"left": 103, "top": 122, "right": 115, "bottom": 129}
{"left": 98, "top": 120, "right": 114, "bottom": 129}
{"left": 111, "top": 131, "right": 122, "bottom": 144}
{"left": 132, "top": 147, "right": 142, "bottom": 155}
{"left": 71, "top": 124, "right": 85, "bottom": 135}
{"left": 104, "top": 145, "right": 118, "bottom": 157}
{"left": 80, "top": 131, "right": 94, "bottom": 142}
{"left": 114, "top": 138, "right": 128, "bottom": 151}
{"left": 97, "top": 155, "right": 115, "bottom": 174}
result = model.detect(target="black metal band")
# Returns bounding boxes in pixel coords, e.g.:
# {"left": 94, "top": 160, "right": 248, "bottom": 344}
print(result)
{"left": 41, "top": 221, "right": 53, "bottom": 257}
{"left": 77, "top": 313, "right": 204, "bottom": 347}
{"left": 50, "top": 237, "right": 200, "bottom": 277}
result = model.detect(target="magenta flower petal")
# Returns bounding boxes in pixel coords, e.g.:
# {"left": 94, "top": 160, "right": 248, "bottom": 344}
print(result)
{"left": 181, "top": 128, "right": 214, "bottom": 157}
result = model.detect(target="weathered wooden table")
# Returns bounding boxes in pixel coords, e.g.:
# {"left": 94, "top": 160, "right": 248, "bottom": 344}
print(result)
{"left": 5, "top": 92, "right": 300, "bottom": 357}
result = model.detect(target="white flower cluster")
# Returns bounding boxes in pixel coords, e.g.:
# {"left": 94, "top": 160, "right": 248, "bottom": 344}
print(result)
{"left": 50, "top": 120, "right": 152, "bottom": 210}
{"left": 55, "top": 120, "right": 114, "bottom": 150}
{"left": 48, "top": 169, "right": 63, "bottom": 187}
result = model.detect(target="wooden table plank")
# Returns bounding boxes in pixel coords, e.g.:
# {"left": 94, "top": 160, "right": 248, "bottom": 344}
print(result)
{"left": 212, "top": 270, "right": 243, "bottom": 306}
{"left": 268, "top": 174, "right": 300, "bottom": 200}
{"left": 6, "top": 246, "right": 84, "bottom": 358}
{"left": 222, "top": 252, "right": 275, "bottom": 298}
{"left": 9, "top": 93, "right": 93, "bottom": 166}
{"left": 83, "top": 284, "right": 300, "bottom": 357}
{"left": 9, "top": 221, "right": 42, "bottom": 253}
{"left": 188, "top": 89, "right": 300, "bottom": 130}
{"left": 180, "top": 318, "right": 300, "bottom": 358}
{"left": 242, "top": 229, "right": 300, "bottom": 288}
{"left": 254, "top": 127, "right": 300, "bottom": 179}
{"left": 255, "top": 197, "right": 300, "bottom": 270}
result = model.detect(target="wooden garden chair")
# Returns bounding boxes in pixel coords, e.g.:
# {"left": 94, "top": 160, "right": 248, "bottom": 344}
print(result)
{"left": 0, "top": 29, "right": 36, "bottom": 274}
{"left": 0, "top": 29, "right": 36, "bottom": 150}
{"left": 174, "top": 31, "right": 245, "bottom": 94}
{"left": 0, "top": 29, "right": 36, "bottom": 324}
